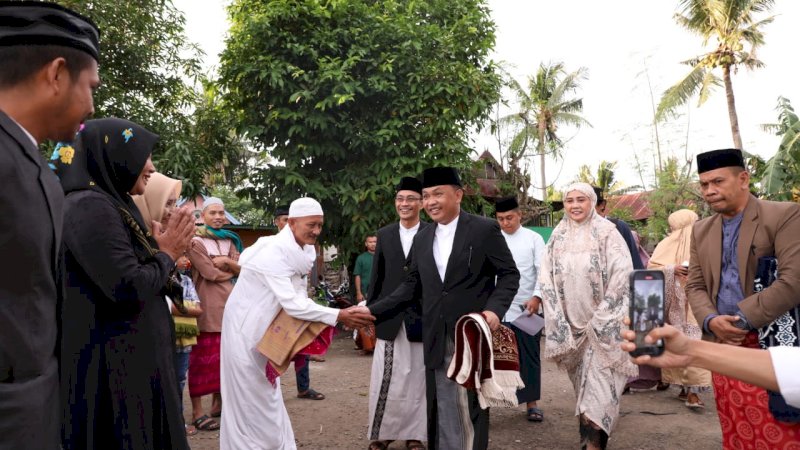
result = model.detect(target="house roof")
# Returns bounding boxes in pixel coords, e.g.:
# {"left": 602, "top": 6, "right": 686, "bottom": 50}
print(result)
{"left": 607, "top": 191, "right": 652, "bottom": 221}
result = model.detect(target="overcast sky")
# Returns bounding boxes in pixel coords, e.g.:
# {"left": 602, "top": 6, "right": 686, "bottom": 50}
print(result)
{"left": 174, "top": 0, "right": 800, "bottom": 197}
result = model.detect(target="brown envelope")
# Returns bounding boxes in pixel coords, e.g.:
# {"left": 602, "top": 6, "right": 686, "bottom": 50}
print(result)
{"left": 257, "top": 308, "right": 328, "bottom": 374}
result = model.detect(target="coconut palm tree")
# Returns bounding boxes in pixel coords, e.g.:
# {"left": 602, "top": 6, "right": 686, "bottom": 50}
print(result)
{"left": 501, "top": 62, "right": 591, "bottom": 201}
{"left": 575, "top": 160, "right": 638, "bottom": 197}
{"left": 656, "top": 0, "right": 775, "bottom": 150}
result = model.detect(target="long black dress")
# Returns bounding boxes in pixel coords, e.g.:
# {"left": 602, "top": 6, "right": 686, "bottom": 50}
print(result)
{"left": 56, "top": 119, "right": 189, "bottom": 450}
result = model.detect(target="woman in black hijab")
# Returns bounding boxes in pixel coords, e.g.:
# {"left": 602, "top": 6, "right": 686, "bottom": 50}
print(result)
{"left": 56, "top": 118, "right": 195, "bottom": 450}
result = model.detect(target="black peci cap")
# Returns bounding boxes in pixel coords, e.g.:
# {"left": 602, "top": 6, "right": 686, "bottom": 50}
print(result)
{"left": 0, "top": 1, "right": 100, "bottom": 61}
{"left": 696, "top": 148, "right": 745, "bottom": 174}
{"left": 421, "top": 166, "right": 461, "bottom": 188}
{"left": 396, "top": 176, "right": 422, "bottom": 194}
{"left": 495, "top": 196, "right": 519, "bottom": 213}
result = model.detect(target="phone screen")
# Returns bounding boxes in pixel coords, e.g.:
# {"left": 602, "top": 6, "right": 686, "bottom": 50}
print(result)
{"left": 629, "top": 270, "right": 665, "bottom": 356}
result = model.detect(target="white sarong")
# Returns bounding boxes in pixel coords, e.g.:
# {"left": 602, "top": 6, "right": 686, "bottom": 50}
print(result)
{"left": 367, "top": 326, "right": 427, "bottom": 441}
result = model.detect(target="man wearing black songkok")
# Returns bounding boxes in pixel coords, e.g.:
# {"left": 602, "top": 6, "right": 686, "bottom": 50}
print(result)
{"left": 365, "top": 176, "right": 429, "bottom": 450}
{"left": 0, "top": 2, "right": 100, "bottom": 448}
{"left": 686, "top": 148, "right": 800, "bottom": 447}
{"left": 366, "top": 167, "right": 519, "bottom": 449}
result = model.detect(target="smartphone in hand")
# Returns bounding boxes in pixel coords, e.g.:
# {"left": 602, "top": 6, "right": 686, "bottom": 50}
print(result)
{"left": 628, "top": 269, "right": 665, "bottom": 357}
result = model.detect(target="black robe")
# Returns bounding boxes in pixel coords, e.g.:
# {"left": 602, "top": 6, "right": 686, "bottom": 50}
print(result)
{"left": 57, "top": 119, "right": 188, "bottom": 450}
{"left": 60, "top": 189, "right": 188, "bottom": 450}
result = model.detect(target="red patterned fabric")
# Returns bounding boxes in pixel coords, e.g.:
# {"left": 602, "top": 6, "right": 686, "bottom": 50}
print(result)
{"left": 188, "top": 331, "right": 221, "bottom": 397}
{"left": 265, "top": 326, "right": 335, "bottom": 386}
{"left": 713, "top": 332, "right": 800, "bottom": 450}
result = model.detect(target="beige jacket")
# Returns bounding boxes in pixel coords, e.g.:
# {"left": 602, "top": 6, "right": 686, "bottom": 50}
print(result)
{"left": 687, "top": 195, "right": 800, "bottom": 332}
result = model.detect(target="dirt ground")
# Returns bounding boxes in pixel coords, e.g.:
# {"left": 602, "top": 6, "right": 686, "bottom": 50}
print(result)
{"left": 185, "top": 332, "right": 722, "bottom": 449}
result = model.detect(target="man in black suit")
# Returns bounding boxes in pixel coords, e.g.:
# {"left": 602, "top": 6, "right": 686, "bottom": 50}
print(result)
{"left": 0, "top": 3, "right": 100, "bottom": 449}
{"left": 366, "top": 177, "right": 430, "bottom": 450}
{"left": 365, "top": 167, "right": 519, "bottom": 450}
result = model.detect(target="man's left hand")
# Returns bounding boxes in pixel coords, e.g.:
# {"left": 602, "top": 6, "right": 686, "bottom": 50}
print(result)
{"left": 482, "top": 310, "right": 500, "bottom": 331}
{"left": 523, "top": 296, "right": 542, "bottom": 316}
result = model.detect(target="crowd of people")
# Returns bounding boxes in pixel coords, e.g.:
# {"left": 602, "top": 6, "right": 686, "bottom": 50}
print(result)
{"left": 2, "top": 3, "right": 800, "bottom": 450}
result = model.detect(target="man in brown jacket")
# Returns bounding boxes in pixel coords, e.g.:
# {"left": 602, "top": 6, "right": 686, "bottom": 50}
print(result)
{"left": 686, "top": 148, "right": 800, "bottom": 448}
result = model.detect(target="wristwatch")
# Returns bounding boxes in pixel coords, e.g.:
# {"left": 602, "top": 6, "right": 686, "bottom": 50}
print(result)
{"left": 733, "top": 311, "right": 752, "bottom": 330}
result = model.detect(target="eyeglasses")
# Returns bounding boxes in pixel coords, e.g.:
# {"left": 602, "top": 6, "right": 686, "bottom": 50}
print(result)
{"left": 395, "top": 195, "right": 421, "bottom": 203}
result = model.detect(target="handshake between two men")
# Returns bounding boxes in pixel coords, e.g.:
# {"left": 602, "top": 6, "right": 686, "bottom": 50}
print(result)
{"left": 337, "top": 305, "right": 376, "bottom": 329}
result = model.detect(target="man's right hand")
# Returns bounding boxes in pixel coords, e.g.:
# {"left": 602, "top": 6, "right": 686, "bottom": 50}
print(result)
{"left": 709, "top": 315, "right": 748, "bottom": 345}
{"left": 337, "top": 306, "right": 375, "bottom": 329}
{"left": 621, "top": 322, "right": 695, "bottom": 368}
{"left": 153, "top": 207, "right": 196, "bottom": 261}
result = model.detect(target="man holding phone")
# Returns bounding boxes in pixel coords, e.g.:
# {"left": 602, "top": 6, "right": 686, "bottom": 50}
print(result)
{"left": 494, "top": 196, "right": 547, "bottom": 423}
{"left": 686, "top": 148, "right": 800, "bottom": 448}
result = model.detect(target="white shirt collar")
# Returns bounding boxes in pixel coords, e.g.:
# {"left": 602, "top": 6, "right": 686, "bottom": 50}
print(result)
{"left": 400, "top": 221, "right": 420, "bottom": 233}
{"left": 8, "top": 116, "right": 38, "bottom": 147}
{"left": 501, "top": 226, "right": 521, "bottom": 238}
{"left": 436, "top": 215, "right": 459, "bottom": 236}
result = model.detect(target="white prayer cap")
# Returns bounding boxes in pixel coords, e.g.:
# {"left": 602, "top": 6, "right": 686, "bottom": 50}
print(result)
{"left": 203, "top": 197, "right": 224, "bottom": 210}
{"left": 289, "top": 197, "right": 324, "bottom": 218}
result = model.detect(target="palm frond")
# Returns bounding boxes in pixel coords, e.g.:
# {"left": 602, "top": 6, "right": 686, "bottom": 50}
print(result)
{"left": 656, "top": 64, "right": 706, "bottom": 120}
{"left": 697, "top": 69, "right": 722, "bottom": 105}
{"left": 556, "top": 112, "right": 592, "bottom": 129}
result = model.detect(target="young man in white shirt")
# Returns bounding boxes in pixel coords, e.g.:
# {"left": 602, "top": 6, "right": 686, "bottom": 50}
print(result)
{"left": 495, "top": 197, "right": 547, "bottom": 422}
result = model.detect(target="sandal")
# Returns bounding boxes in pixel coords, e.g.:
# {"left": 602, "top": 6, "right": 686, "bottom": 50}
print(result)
{"left": 406, "top": 440, "right": 425, "bottom": 449}
{"left": 686, "top": 393, "right": 705, "bottom": 409}
{"left": 185, "top": 423, "right": 198, "bottom": 436}
{"left": 657, "top": 382, "right": 671, "bottom": 391}
{"left": 677, "top": 388, "right": 689, "bottom": 402}
{"left": 297, "top": 388, "right": 325, "bottom": 400}
{"left": 527, "top": 407, "right": 544, "bottom": 422}
{"left": 191, "top": 414, "right": 220, "bottom": 431}
{"left": 368, "top": 441, "right": 391, "bottom": 450}
{"left": 310, "top": 355, "right": 326, "bottom": 362}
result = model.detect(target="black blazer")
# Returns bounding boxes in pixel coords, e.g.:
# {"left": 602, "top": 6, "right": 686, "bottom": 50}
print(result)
{"left": 0, "top": 110, "right": 63, "bottom": 449}
{"left": 366, "top": 221, "right": 430, "bottom": 341}
{"left": 369, "top": 211, "right": 519, "bottom": 368}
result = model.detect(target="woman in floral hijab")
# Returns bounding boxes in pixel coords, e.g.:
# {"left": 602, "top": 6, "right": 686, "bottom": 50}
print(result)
{"left": 540, "top": 182, "right": 637, "bottom": 450}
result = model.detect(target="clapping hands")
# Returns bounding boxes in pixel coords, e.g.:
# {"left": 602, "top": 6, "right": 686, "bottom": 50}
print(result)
{"left": 153, "top": 206, "right": 195, "bottom": 260}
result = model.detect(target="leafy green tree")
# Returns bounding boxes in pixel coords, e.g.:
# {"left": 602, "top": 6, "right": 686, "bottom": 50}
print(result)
{"left": 61, "top": 0, "right": 201, "bottom": 153}
{"left": 757, "top": 97, "right": 800, "bottom": 200}
{"left": 644, "top": 157, "right": 705, "bottom": 241}
{"left": 157, "top": 79, "right": 251, "bottom": 198}
{"left": 656, "top": 0, "right": 775, "bottom": 149}
{"left": 58, "top": 0, "right": 249, "bottom": 198}
{"left": 501, "top": 62, "right": 591, "bottom": 201}
{"left": 219, "top": 0, "right": 501, "bottom": 259}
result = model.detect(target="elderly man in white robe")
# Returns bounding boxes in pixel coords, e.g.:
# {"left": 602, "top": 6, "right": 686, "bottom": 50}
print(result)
{"left": 220, "top": 197, "right": 375, "bottom": 450}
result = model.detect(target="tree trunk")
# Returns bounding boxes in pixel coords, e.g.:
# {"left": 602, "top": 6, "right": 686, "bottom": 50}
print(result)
{"left": 723, "top": 65, "right": 743, "bottom": 150}
{"left": 537, "top": 121, "right": 547, "bottom": 202}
